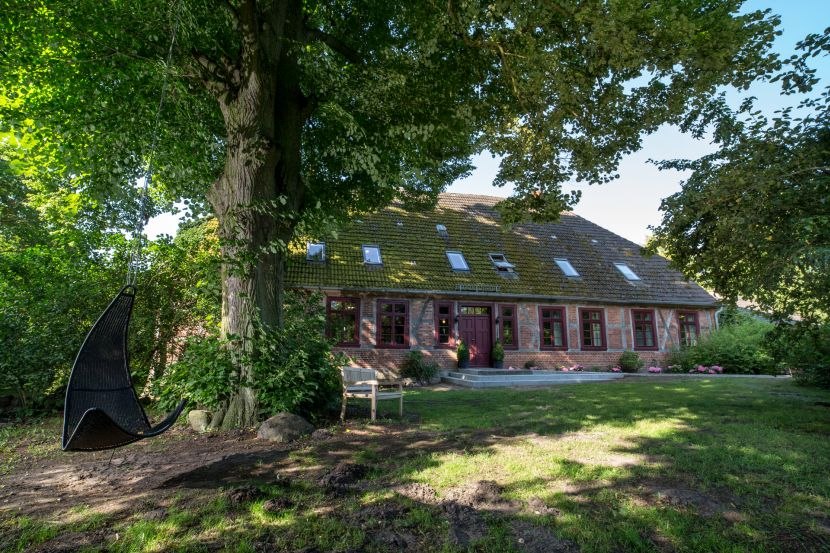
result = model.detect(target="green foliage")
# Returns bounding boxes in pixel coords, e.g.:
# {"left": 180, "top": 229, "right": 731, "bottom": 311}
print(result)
{"left": 400, "top": 351, "right": 440, "bottom": 385}
{"left": 768, "top": 322, "right": 830, "bottom": 388}
{"left": 617, "top": 351, "right": 644, "bottom": 373}
{"left": 251, "top": 292, "right": 345, "bottom": 421}
{"left": 492, "top": 340, "right": 505, "bottom": 363}
{"left": 456, "top": 340, "right": 469, "bottom": 363}
{"left": 156, "top": 336, "right": 235, "bottom": 411}
{"left": 523, "top": 358, "right": 539, "bottom": 370}
{"left": 650, "top": 29, "right": 830, "bottom": 325}
{"left": 666, "top": 314, "right": 776, "bottom": 374}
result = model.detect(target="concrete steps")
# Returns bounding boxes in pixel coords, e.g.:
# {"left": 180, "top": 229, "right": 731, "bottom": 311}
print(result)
{"left": 441, "top": 369, "right": 624, "bottom": 388}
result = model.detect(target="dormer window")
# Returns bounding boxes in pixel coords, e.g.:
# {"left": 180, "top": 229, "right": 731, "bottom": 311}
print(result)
{"left": 614, "top": 262, "right": 640, "bottom": 281}
{"left": 307, "top": 242, "right": 325, "bottom": 262}
{"left": 554, "top": 258, "right": 579, "bottom": 277}
{"left": 446, "top": 251, "right": 470, "bottom": 272}
{"left": 363, "top": 245, "right": 382, "bottom": 265}
{"left": 488, "top": 253, "right": 515, "bottom": 273}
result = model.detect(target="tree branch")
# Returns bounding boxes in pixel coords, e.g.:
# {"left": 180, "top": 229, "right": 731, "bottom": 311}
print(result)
{"left": 306, "top": 28, "right": 362, "bottom": 64}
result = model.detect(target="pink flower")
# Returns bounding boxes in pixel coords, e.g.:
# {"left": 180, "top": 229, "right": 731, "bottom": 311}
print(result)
{"left": 611, "top": 366, "right": 622, "bottom": 373}
{"left": 697, "top": 365, "right": 708, "bottom": 373}
{"left": 711, "top": 365, "right": 723, "bottom": 373}
{"left": 561, "top": 367, "right": 570, "bottom": 372}
{"left": 647, "top": 366, "right": 663, "bottom": 373}
{"left": 708, "top": 369, "right": 716, "bottom": 374}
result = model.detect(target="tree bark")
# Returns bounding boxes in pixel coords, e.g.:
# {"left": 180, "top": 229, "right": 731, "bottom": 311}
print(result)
{"left": 203, "top": 0, "right": 308, "bottom": 429}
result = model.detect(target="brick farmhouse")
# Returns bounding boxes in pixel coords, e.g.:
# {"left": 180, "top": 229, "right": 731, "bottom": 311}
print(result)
{"left": 286, "top": 194, "right": 717, "bottom": 371}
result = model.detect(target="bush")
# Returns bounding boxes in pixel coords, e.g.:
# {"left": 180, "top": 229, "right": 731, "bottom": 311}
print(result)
{"left": 457, "top": 340, "right": 469, "bottom": 362}
{"left": 618, "top": 351, "right": 643, "bottom": 373}
{"left": 667, "top": 315, "right": 776, "bottom": 374}
{"left": 156, "top": 335, "right": 235, "bottom": 411}
{"left": 400, "top": 350, "right": 440, "bottom": 384}
{"left": 252, "top": 292, "right": 345, "bottom": 421}
{"left": 524, "top": 358, "right": 539, "bottom": 369}
{"left": 768, "top": 322, "right": 830, "bottom": 388}
{"left": 492, "top": 341, "right": 505, "bottom": 363}
{"left": 157, "top": 292, "right": 345, "bottom": 422}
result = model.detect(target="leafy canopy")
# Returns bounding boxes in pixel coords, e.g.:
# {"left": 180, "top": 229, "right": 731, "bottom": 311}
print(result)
{"left": 2, "top": 0, "right": 783, "bottom": 227}
{"left": 650, "top": 28, "right": 830, "bottom": 323}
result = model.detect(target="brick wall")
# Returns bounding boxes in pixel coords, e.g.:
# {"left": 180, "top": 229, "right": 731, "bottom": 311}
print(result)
{"left": 323, "top": 291, "right": 716, "bottom": 374}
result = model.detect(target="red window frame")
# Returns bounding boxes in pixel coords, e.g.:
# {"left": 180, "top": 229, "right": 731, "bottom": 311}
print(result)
{"left": 326, "top": 297, "right": 360, "bottom": 347}
{"left": 434, "top": 301, "right": 455, "bottom": 349}
{"left": 579, "top": 308, "right": 607, "bottom": 351}
{"left": 632, "top": 309, "right": 658, "bottom": 351}
{"left": 498, "top": 304, "right": 518, "bottom": 350}
{"left": 678, "top": 311, "right": 699, "bottom": 347}
{"left": 538, "top": 306, "right": 568, "bottom": 351}
{"left": 376, "top": 299, "right": 410, "bottom": 349}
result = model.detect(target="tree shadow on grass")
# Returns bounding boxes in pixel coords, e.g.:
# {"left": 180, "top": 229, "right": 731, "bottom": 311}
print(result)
{"left": 5, "top": 378, "right": 830, "bottom": 551}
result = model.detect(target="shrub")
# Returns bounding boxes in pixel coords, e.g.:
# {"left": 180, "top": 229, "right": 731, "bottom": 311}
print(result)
{"left": 252, "top": 292, "right": 345, "bottom": 421}
{"left": 768, "top": 322, "right": 830, "bottom": 388}
{"left": 400, "top": 350, "right": 440, "bottom": 384}
{"left": 492, "top": 341, "right": 505, "bottom": 363}
{"left": 524, "top": 358, "right": 539, "bottom": 369}
{"left": 618, "top": 351, "right": 643, "bottom": 373}
{"left": 156, "top": 335, "right": 235, "bottom": 411}
{"left": 456, "top": 340, "right": 469, "bottom": 363}
{"left": 667, "top": 315, "right": 776, "bottom": 374}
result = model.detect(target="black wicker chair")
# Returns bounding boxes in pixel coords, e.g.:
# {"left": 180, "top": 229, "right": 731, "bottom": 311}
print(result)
{"left": 62, "top": 285, "right": 186, "bottom": 451}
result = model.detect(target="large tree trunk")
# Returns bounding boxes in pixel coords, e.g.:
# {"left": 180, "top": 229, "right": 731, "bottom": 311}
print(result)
{"left": 204, "top": 0, "right": 308, "bottom": 429}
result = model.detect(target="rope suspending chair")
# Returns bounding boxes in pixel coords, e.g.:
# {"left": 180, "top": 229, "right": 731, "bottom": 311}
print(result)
{"left": 62, "top": 2, "right": 185, "bottom": 451}
{"left": 62, "top": 286, "right": 186, "bottom": 451}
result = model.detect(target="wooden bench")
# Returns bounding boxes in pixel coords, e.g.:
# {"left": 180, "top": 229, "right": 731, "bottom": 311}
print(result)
{"left": 340, "top": 367, "right": 403, "bottom": 421}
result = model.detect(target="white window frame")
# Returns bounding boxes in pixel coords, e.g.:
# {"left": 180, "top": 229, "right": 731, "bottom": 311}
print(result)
{"left": 446, "top": 250, "right": 470, "bottom": 272}
{"left": 362, "top": 244, "right": 383, "bottom": 265}
{"left": 614, "top": 262, "right": 641, "bottom": 281}
{"left": 306, "top": 242, "right": 326, "bottom": 261}
{"left": 554, "top": 258, "right": 580, "bottom": 277}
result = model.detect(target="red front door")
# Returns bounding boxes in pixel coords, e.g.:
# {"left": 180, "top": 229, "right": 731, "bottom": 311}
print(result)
{"left": 459, "top": 306, "right": 492, "bottom": 367}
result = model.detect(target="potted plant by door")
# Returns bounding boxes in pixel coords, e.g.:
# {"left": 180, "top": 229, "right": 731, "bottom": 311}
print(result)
{"left": 456, "top": 340, "right": 470, "bottom": 368}
{"left": 492, "top": 340, "right": 505, "bottom": 369}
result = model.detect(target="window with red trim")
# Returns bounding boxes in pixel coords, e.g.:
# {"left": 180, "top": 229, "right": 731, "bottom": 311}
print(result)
{"left": 435, "top": 301, "right": 454, "bottom": 348}
{"left": 678, "top": 311, "right": 699, "bottom": 347}
{"left": 539, "top": 306, "right": 567, "bottom": 350}
{"left": 499, "top": 304, "right": 518, "bottom": 349}
{"left": 377, "top": 300, "right": 409, "bottom": 348}
{"left": 632, "top": 309, "right": 658, "bottom": 350}
{"left": 326, "top": 297, "right": 359, "bottom": 346}
{"left": 580, "top": 308, "right": 606, "bottom": 350}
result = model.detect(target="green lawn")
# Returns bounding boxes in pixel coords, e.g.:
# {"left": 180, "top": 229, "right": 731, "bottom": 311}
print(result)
{"left": 2, "top": 377, "right": 829, "bottom": 552}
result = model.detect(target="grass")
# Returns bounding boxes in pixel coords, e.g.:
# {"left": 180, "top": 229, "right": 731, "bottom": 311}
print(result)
{"left": 1, "top": 377, "right": 829, "bottom": 552}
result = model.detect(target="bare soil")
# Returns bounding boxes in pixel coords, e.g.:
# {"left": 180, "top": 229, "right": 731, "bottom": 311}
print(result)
{"left": 0, "top": 422, "right": 582, "bottom": 552}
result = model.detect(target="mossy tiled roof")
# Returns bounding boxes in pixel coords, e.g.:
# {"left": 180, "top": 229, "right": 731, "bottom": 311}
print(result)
{"left": 286, "top": 193, "right": 716, "bottom": 306}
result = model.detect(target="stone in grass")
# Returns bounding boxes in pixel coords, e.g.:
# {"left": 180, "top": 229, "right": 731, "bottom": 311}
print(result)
{"left": 188, "top": 410, "right": 211, "bottom": 432}
{"left": 257, "top": 412, "right": 314, "bottom": 443}
{"left": 318, "top": 461, "right": 369, "bottom": 490}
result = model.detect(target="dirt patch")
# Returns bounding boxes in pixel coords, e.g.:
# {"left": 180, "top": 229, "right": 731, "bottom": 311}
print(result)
{"left": 527, "top": 496, "right": 561, "bottom": 516}
{"left": 644, "top": 485, "right": 732, "bottom": 517}
{"left": 27, "top": 530, "right": 107, "bottom": 553}
{"left": 444, "top": 480, "right": 520, "bottom": 512}
{"left": 441, "top": 501, "right": 489, "bottom": 548}
{"left": 511, "top": 519, "right": 580, "bottom": 553}
{"left": 394, "top": 482, "right": 438, "bottom": 504}
{"left": 317, "top": 461, "right": 369, "bottom": 491}
{"left": 226, "top": 485, "right": 266, "bottom": 505}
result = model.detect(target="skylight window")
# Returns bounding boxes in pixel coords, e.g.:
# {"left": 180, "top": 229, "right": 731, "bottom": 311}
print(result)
{"left": 306, "top": 242, "right": 325, "bottom": 262}
{"left": 554, "top": 258, "right": 580, "bottom": 277}
{"left": 614, "top": 263, "right": 641, "bottom": 281}
{"left": 436, "top": 224, "right": 449, "bottom": 238}
{"left": 362, "top": 245, "right": 382, "bottom": 265}
{"left": 446, "top": 251, "right": 470, "bottom": 271}
{"left": 488, "top": 253, "right": 515, "bottom": 273}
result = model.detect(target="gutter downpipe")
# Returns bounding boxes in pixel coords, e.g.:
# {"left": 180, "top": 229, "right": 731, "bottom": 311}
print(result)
{"left": 714, "top": 305, "right": 725, "bottom": 330}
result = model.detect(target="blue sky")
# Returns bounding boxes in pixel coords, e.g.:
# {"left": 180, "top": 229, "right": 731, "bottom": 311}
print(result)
{"left": 147, "top": 1, "right": 829, "bottom": 243}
